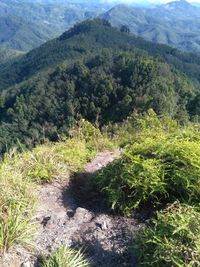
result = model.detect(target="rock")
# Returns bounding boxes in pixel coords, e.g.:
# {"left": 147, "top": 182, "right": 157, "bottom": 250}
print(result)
{"left": 21, "top": 261, "right": 34, "bottom": 267}
{"left": 73, "top": 207, "right": 94, "bottom": 223}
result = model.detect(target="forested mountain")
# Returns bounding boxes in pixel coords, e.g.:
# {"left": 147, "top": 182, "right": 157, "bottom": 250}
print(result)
{"left": 0, "top": 0, "right": 109, "bottom": 51}
{"left": 101, "top": 0, "right": 200, "bottom": 53}
{"left": 2, "top": 0, "right": 200, "bottom": 54}
{"left": 0, "top": 19, "right": 200, "bottom": 153}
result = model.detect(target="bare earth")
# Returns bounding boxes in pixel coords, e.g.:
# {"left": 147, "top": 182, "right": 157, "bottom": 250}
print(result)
{"left": 1, "top": 150, "right": 139, "bottom": 267}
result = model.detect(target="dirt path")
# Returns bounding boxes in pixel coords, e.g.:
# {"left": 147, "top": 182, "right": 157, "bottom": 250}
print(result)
{"left": 2, "top": 150, "right": 139, "bottom": 267}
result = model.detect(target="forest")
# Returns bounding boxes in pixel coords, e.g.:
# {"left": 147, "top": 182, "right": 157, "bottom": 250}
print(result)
{"left": 0, "top": 19, "right": 200, "bottom": 154}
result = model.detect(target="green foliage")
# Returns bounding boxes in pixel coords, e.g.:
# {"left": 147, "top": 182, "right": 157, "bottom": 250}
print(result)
{"left": 41, "top": 246, "right": 90, "bottom": 267}
{"left": 0, "top": 201, "right": 35, "bottom": 254}
{"left": 93, "top": 114, "right": 200, "bottom": 215}
{"left": 0, "top": 153, "right": 37, "bottom": 253}
{"left": 14, "top": 139, "right": 91, "bottom": 184}
{"left": 0, "top": 19, "right": 199, "bottom": 154}
{"left": 72, "top": 119, "right": 115, "bottom": 153}
{"left": 135, "top": 202, "right": 200, "bottom": 267}
{"left": 0, "top": 44, "right": 196, "bottom": 154}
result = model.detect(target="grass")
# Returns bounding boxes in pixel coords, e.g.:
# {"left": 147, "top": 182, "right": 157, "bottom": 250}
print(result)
{"left": 93, "top": 136, "right": 200, "bottom": 215}
{"left": 40, "top": 246, "right": 91, "bottom": 267}
{"left": 0, "top": 120, "right": 114, "bottom": 254}
{"left": 1, "top": 114, "right": 200, "bottom": 267}
{"left": 0, "top": 154, "right": 37, "bottom": 253}
{"left": 93, "top": 112, "right": 200, "bottom": 215}
{"left": 135, "top": 202, "right": 200, "bottom": 267}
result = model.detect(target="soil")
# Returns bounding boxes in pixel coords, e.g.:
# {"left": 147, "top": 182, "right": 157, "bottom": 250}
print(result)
{"left": 1, "top": 150, "right": 140, "bottom": 267}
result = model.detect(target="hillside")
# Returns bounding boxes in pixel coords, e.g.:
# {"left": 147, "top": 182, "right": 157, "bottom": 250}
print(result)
{"left": 101, "top": 0, "right": 200, "bottom": 53}
{"left": 0, "top": 19, "right": 199, "bottom": 154}
{"left": 0, "top": 0, "right": 109, "bottom": 51}
{"left": 0, "top": 48, "right": 23, "bottom": 64}
{"left": 1, "top": 114, "right": 200, "bottom": 267}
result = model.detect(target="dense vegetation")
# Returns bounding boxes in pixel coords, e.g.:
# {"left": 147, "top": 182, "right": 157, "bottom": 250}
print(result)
{"left": 135, "top": 202, "right": 200, "bottom": 266}
{"left": 94, "top": 111, "right": 200, "bottom": 214}
{"left": 91, "top": 111, "right": 200, "bottom": 266}
{"left": 1, "top": 114, "right": 199, "bottom": 266}
{"left": 0, "top": 19, "right": 200, "bottom": 154}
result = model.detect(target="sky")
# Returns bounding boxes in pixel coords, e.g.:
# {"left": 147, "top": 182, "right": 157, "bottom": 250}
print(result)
{"left": 101, "top": 0, "right": 200, "bottom": 3}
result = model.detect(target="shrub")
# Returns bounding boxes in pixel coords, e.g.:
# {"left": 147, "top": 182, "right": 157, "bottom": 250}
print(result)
{"left": 41, "top": 246, "right": 90, "bottom": 267}
{"left": 94, "top": 137, "right": 200, "bottom": 215}
{"left": 134, "top": 202, "right": 200, "bottom": 267}
{"left": 71, "top": 119, "right": 115, "bottom": 152}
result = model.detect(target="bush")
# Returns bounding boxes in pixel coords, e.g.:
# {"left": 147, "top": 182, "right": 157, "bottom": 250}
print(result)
{"left": 135, "top": 202, "right": 200, "bottom": 267}
{"left": 94, "top": 136, "right": 200, "bottom": 215}
{"left": 41, "top": 246, "right": 90, "bottom": 267}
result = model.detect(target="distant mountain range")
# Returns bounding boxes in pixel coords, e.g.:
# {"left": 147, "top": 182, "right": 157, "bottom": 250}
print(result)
{"left": 101, "top": 0, "right": 200, "bottom": 53}
{"left": 0, "top": 0, "right": 109, "bottom": 51}
{"left": 1, "top": 0, "right": 200, "bottom": 53}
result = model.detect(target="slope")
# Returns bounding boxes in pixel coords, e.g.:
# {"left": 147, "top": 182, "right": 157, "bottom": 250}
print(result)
{"left": 101, "top": 0, "right": 200, "bottom": 53}
{"left": 0, "top": 0, "right": 108, "bottom": 52}
{"left": 0, "top": 19, "right": 199, "bottom": 154}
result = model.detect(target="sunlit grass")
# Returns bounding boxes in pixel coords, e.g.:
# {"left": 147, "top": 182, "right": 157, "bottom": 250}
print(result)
{"left": 40, "top": 246, "right": 91, "bottom": 267}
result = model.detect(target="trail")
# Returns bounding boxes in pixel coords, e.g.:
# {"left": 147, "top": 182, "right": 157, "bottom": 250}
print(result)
{"left": 3, "top": 150, "right": 139, "bottom": 267}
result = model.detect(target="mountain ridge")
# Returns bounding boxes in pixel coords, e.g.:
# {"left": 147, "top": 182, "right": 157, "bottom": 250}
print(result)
{"left": 0, "top": 19, "right": 199, "bottom": 153}
{"left": 101, "top": 0, "right": 200, "bottom": 53}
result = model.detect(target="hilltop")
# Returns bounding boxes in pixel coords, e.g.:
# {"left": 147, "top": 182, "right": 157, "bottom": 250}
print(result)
{"left": 0, "top": 19, "right": 199, "bottom": 153}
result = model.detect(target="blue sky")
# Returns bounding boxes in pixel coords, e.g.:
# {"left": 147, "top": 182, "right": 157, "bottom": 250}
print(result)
{"left": 101, "top": 0, "right": 200, "bottom": 3}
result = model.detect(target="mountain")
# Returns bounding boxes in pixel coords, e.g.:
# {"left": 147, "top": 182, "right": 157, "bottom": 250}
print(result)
{"left": 101, "top": 0, "right": 200, "bottom": 53}
{"left": 2, "top": 0, "right": 200, "bottom": 53}
{"left": 0, "top": 19, "right": 200, "bottom": 153}
{"left": 0, "top": 0, "right": 109, "bottom": 51}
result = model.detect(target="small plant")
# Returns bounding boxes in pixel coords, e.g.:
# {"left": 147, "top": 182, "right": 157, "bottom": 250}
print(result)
{"left": 41, "top": 246, "right": 90, "bottom": 267}
{"left": 134, "top": 202, "right": 200, "bottom": 267}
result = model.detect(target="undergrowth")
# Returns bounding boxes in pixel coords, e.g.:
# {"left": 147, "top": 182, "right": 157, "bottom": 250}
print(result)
{"left": 94, "top": 111, "right": 200, "bottom": 215}
{"left": 135, "top": 202, "right": 200, "bottom": 267}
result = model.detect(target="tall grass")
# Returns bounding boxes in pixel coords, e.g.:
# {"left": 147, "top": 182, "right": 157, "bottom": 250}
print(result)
{"left": 135, "top": 202, "right": 200, "bottom": 266}
{"left": 0, "top": 154, "right": 37, "bottom": 253}
{"left": 93, "top": 111, "right": 200, "bottom": 215}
